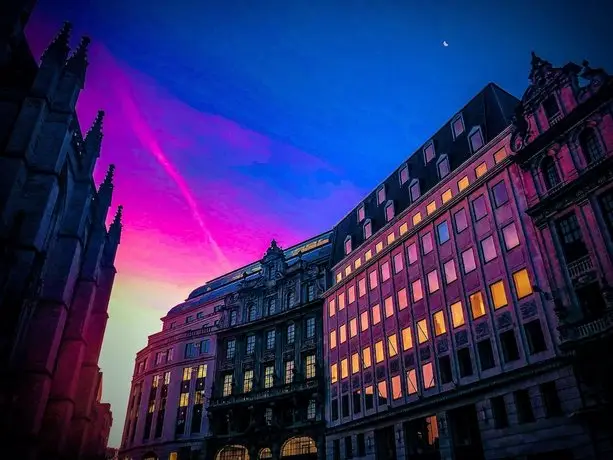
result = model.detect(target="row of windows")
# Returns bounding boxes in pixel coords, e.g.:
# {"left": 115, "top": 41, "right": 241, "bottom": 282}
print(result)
{"left": 222, "top": 355, "right": 317, "bottom": 396}
{"left": 237, "top": 285, "right": 317, "bottom": 324}
{"left": 225, "top": 318, "right": 316, "bottom": 359}
{"left": 341, "top": 158, "right": 510, "bottom": 278}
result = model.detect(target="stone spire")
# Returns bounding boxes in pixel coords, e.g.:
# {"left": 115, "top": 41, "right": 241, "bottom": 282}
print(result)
{"left": 529, "top": 51, "right": 553, "bottom": 85}
{"left": 40, "top": 21, "right": 71, "bottom": 63}
{"left": 84, "top": 110, "right": 104, "bottom": 156}
{"left": 96, "top": 164, "right": 115, "bottom": 224}
{"left": 65, "top": 35, "right": 91, "bottom": 81}
{"left": 109, "top": 205, "right": 122, "bottom": 238}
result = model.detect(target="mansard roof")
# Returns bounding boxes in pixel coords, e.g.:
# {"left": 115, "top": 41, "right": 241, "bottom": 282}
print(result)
{"left": 166, "top": 230, "right": 333, "bottom": 317}
{"left": 329, "top": 83, "right": 520, "bottom": 268}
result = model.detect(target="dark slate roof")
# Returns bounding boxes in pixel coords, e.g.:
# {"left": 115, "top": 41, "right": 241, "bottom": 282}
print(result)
{"left": 330, "top": 83, "right": 520, "bottom": 267}
{"left": 165, "top": 231, "right": 333, "bottom": 317}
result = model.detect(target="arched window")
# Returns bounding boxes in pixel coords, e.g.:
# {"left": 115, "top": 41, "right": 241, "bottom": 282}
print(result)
{"left": 437, "top": 155, "right": 450, "bottom": 179}
{"left": 259, "top": 448, "right": 272, "bottom": 459}
{"left": 248, "top": 304, "right": 257, "bottom": 321}
{"left": 541, "top": 156, "right": 560, "bottom": 190}
{"left": 579, "top": 128, "right": 603, "bottom": 163}
{"left": 215, "top": 445, "right": 250, "bottom": 460}
{"left": 287, "top": 290, "right": 296, "bottom": 307}
{"left": 281, "top": 436, "right": 318, "bottom": 457}
{"left": 363, "top": 219, "right": 372, "bottom": 239}
{"left": 384, "top": 200, "right": 395, "bottom": 222}
{"left": 344, "top": 235, "right": 352, "bottom": 255}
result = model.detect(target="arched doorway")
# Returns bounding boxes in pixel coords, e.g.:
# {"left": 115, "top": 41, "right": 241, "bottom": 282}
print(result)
{"left": 215, "top": 445, "right": 250, "bottom": 460}
{"left": 280, "top": 436, "right": 318, "bottom": 459}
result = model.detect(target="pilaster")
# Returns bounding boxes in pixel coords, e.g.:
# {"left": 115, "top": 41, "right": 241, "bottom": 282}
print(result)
{"left": 436, "top": 410, "right": 454, "bottom": 460}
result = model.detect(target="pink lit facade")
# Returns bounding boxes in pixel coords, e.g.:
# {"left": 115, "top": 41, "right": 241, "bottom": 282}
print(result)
{"left": 323, "top": 57, "right": 613, "bottom": 460}
{"left": 119, "top": 280, "right": 225, "bottom": 460}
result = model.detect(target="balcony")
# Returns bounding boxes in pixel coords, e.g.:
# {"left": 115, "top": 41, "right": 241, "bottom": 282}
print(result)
{"left": 209, "top": 378, "right": 319, "bottom": 408}
{"left": 567, "top": 255, "right": 594, "bottom": 280}
{"left": 559, "top": 308, "right": 613, "bottom": 345}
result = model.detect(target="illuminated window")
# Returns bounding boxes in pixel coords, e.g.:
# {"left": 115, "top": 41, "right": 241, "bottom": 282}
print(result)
{"left": 437, "top": 221, "right": 450, "bottom": 244}
{"left": 470, "top": 292, "right": 486, "bottom": 319}
{"left": 412, "top": 212, "right": 422, "bottom": 226}
{"left": 358, "top": 278, "right": 366, "bottom": 297}
{"left": 392, "top": 375, "right": 402, "bottom": 400}
{"left": 222, "top": 374, "right": 233, "bottom": 396}
{"left": 475, "top": 162, "right": 487, "bottom": 178}
{"left": 490, "top": 280, "right": 508, "bottom": 309}
{"left": 354, "top": 258, "right": 362, "bottom": 269}
{"left": 329, "top": 299, "right": 336, "bottom": 317}
{"left": 481, "top": 235, "right": 497, "bottom": 263}
{"left": 341, "top": 358, "right": 348, "bottom": 379}
{"left": 433, "top": 311, "right": 446, "bottom": 336}
{"left": 454, "top": 208, "right": 468, "bottom": 232}
{"left": 339, "top": 324, "right": 347, "bottom": 344}
{"left": 364, "top": 221, "right": 373, "bottom": 240}
{"left": 285, "top": 360, "right": 295, "bottom": 384}
{"left": 363, "top": 347, "right": 372, "bottom": 367}
{"left": 377, "top": 186, "right": 386, "bottom": 205}
{"left": 350, "top": 318, "right": 357, "bottom": 337}
{"left": 406, "top": 369, "right": 418, "bottom": 394}
{"left": 402, "top": 327, "right": 413, "bottom": 350}
{"left": 182, "top": 367, "right": 192, "bottom": 381}
{"left": 387, "top": 232, "right": 395, "bottom": 245}
{"left": 365, "top": 249, "right": 372, "bottom": 261}
{"left": 383, "top": 296, "right": 394, "bottom": 318}
{"left": 422, "top": 362, "right": 435, "bottom": 389}
{"left": 336, "top": 272, "right": 342, "bottom": 284}
{"left": 417, "top": 319, "right": 429, "bottom": 343}
{"left": 348, "top": 285, "right": 356, "bottom": 304}
{"left": 450, "top": 301, "right": 465, "bottom": 328}
{"left": 375, "top": 341, "right": 385, "bottom": 363}
{"left": 375, "top": 241, "right": 383, "bottom": 253}
{"left": 427, "top": 201, "right": 437, "bottom": 216}
{"left": 303, "top": 356, "right": 314, "bottom": 380}
{"left": 424, "top": 141, "right": 436, "bottom": 163}
{"left": 400, "top": 222, "right": 408, "bottom": 235}
{"left": 338, "top": 293, "right": 346, "bottom": 310}
{"left": 344, "top": 265, "right": 351, "bottom": 277}
{"left": 381, "top": 262, "right": 391, "bottom": 282}
{"left": 331, "top": 364, "right": 338, "bottom": 383}
{"left": 393, "top": 252, "right": 404, "bottom": 273}
{"left": 377, "top": 380, "right": 388, "bottom": 405}
{"left": 494, "top": 147, "right": 507, "bottom": 163}
{"left": 513, "top": 269, "right": 533, "bottom": 299}
{"left": 397, "top": 288, "right": 408, "bottom": 310}
{"left": 442, "top": 188, "right": 453, "bottom": 204}
{"left": 427, "top": 270, "right": 439, "bottom": 293}
{"left": 372, "top": 304, "right": 381, "bottom": 325}
{"left": 407, "top": 243, "right": 418, "bottom": 265}
{"left": 458, "top": 176, "right": 470, "bottom": 192}
{"left": 351, "top": 353, "right": 360, "bottom": 374}
{"left": 385, "top": 202, "right": 395, "bottom": 222}
{"left": 443, "top": 259, "right": 457, "bottom": 284}
{"left": 360, "top": 311, "right": 369, "bottom": 331}
{"left": 344, "top": 236, "right": 352, "bottom": 255}
{"left": 502, "top": 223, "right": 520, "bottom": 250}
{"left": 399, "top": 164, "right": 410, "bottom": 184}
{"left": 329, "top": 330, "right": 337, "bottom": 349}
{"left": 357, "top": 204, "right": 366, "bottom": 222}
{"left": 462, "top": 248, "right": 477, "bottom": 273}
{"left": 369, "top": 270, "right": 378, "bottom": 290}
{"left": 264, "top": 366, "right": 274, "bottom": 389}
{"left": 388, "top": 334, "right": 398, "bottom": 357}
{"left": 412, "top": 279, "right": 423, "bottom": 302}
{"left": 422, "top": 232, "right": 433, "bottom": 254}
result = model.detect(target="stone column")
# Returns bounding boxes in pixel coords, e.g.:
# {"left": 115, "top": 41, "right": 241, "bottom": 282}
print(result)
{"left": 436, "top": 410, "right": 455, "bottom": 460}
{"left": 394, "top": 422, "right": 406, "bottom": 460}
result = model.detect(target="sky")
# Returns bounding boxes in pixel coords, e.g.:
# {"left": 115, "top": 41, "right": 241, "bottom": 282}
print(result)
{"left": 26, "top": 0, "right": 613, "bottom": 448}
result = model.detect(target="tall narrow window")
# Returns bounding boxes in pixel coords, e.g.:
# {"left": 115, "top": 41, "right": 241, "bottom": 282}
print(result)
{"left": 512, "top": 269, "right": 533, "bottom": 299}
{"left": 357, "top": 204, "right": 366, "bottom": 222}
{"left": 492, "top": 181, "right": 509, "bottom": 207}
{"left": 472, "top": 195, "right": 487, "bottom": 221}
{"left": 424, "top": 141, "right": 436, "bottom": 163}
{"left": 399, "top": 165, "right": 410, "bottom": 185}
{"left": 363, "top": 219, "right": 372, "bottom": 239}
{"left": 556, "top": 213, "right": 588, "bottom": 262}
{"left": 502, "top": 223, "right": 520, "bottom": 250}
{"left": 437, "top": 221, "right": 450, "bottom": 244}
{"left": 543, "top": 95, "right": 560, "bottom": 122}
{"left": 541, "top": 156, "right": 560, "bottom": 190}
{"left": 452, "top": 114, "right": 464, "bottom": 138}
{"left": 344, "top": 236, "right": 352, "bottom": 255}
{"left": 462, "top": 248, "right": 477, "bottom": 273}
{"left": 470, "top": 292, "right": 486, "bottom": 319}
{"left": 450, "top": 301, "right": 465, "bottom": 327}
{"left": 407, "top": 243, "right": 418, "bottom": 265}
{"left": 422, "top": 232, "right": 433, "bottom": 254}
{"left": 412, "top": 279, "right": 423, "bottom": 302}
{"left": 377, "top": 186, "right": 386, "bottom": 205}
{"left": 410, "top": 179, "right": 421, "bottom": 202}
{"left": 443, "top": 259, "right": 457, "bottom": 284}
{"left": 580, "top": 128, "right": 604, "bottom": 163}
{"left": 468, "top": 126, "right": 484, "bottom": 152}
{"left": 481, "top": 235, "right": 497, "bottom": 263}
{"left": 385, "top": 201, "right": 395, "bottom": 221}
{"left": 437, "top": 156, "right": 450, "bottom": 179}
{"left": 393, "top": 252, "right": 404, "bottom": 273}
{"left": 454, "top": 209, "right": 468, "bottom": 233}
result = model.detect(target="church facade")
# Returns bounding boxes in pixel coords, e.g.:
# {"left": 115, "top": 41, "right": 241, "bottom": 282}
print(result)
{"left": 0, "top": 2, "right": 120, "bottom": 458}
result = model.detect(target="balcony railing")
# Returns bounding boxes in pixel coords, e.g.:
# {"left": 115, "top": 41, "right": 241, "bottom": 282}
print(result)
{"left": 567, "top": 255, "right": 594, "bottom": 279}
{"left": 559, "top": 309, "right": 613, "bottom": 344}
{"left": 209, "top": 378, "right": 319, "bottom": 408}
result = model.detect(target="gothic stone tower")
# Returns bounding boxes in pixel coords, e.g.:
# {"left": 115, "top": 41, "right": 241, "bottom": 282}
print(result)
{"left": 0, "top": 3, "right": 122, "bottom": 459}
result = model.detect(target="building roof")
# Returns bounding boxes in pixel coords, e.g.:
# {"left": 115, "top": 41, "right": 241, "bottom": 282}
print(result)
{"left": 165, "top": 231, "right": 333, "bottom": 317}
{"left": 329, "top": 82, "right": 520, "bottom": 267}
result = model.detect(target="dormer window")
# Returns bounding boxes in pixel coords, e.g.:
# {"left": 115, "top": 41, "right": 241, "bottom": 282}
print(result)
{"left": 377, "top": 186, "right": 386, "bottom": 205}
{"left": 399, "top": 165, "right": 410, "bottom": 185}
{"left": 409, "top": 179, "right": 421, "bottom": 202}
{"left": 385, "top": 201, "right": 395, "bottom": 222}
{"left": 451, "top": 113, "right": 465, "bottom": 139}
{"left": 437, "top": 155, "right": 450, "bottom": 179}
{"left": 357, "top": 204, "right": 365, "bottom": 222}
{"left": 468, "top": 126, "right": 484, "bottom": 153}
{"left": 363, "top": 219, "right": 372, "bottom": 239}
{"left": 423, "top": 141, "right": 436, "bottom": 164}
{"left": 344, "top": 236, "right": 352, "bottom": 255}
{"left": 543, "top": 95, "right": 560, "bottom": 123}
